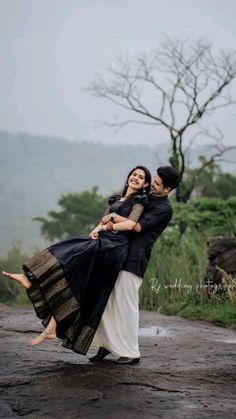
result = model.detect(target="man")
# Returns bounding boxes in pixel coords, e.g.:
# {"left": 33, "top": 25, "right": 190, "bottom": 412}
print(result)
{"left": 90, "top": 166, "right": 180, "bottom": 364}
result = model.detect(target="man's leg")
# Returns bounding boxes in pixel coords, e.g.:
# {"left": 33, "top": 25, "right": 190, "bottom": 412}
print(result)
{"left": 90, "top": 270, "right": 142, "bottom": 360}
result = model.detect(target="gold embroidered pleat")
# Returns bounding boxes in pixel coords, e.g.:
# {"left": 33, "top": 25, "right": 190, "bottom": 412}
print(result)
{"left": 25, "top": 249, "right": 97, "bottom": 354}
{"left": 26, "top": 249, "right": 59, "bottom": 279}
{"left": 43, "top": 277, "right": 68, "bottom": 301}
{"left": 64, "top": 311, "right": 83, "bottom": 340}
{"left": 27, "top": 282, "right": 49, "bottom": 319}
{"left": 54, "top": 296, "right": 79, "bottom": 322}
{"left": 74, "top": 326, "right": 96, "bottom": 353}
{"left": 61, "top": 310, "right": 96, "bottom": 354}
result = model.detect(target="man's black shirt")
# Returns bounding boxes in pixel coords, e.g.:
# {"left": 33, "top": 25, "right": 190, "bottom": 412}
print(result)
{"left": 123, "top": 194, "right": 173, "bottom": 278}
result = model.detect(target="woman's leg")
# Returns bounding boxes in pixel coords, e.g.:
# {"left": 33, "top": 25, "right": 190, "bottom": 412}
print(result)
{"left": 2, "top": 271, "right": 31, "bottom": 289}
{"left": 29, "top": 315, "right": 57, "bottom": 346}
{"left": 2, "top": 270, "right": 57, "bottom": 346}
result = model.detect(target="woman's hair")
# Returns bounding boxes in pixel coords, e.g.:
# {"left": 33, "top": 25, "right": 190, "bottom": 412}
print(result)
{"left": 122, "top": 165, "right": 152, "bottom": 197}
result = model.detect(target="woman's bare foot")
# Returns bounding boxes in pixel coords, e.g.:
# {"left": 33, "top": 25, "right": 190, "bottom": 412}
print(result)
{"left": 29, "top": 315, "right": 57, "bottom": 346}
{"left": 29, "top": 330, "right": 57, "bottom": 346}
{"left": 2, "top": 271, "right": 30, "bottom": 289}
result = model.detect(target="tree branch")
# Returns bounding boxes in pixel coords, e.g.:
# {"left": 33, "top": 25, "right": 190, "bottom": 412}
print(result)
{"left": 87, "top": 37, "right": 236, "bottom": 201}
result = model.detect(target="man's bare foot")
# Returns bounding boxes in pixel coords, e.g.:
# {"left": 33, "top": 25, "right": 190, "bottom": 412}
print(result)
{"left": 2, "top": 271, "right": 30, "bottom": 289}
{"left": 29, "top": 330, "right": 57, "bottom": 346}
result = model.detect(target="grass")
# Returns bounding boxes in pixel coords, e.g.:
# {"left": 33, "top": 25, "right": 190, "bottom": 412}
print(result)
{"left": 11, "top": 291, "right": 31, "bottom": 306}
{"left": 177, "top": 296, "right": 236, "bottom": 328}
{"left": 139, "top": 231, "right": 236, "bottom": 329}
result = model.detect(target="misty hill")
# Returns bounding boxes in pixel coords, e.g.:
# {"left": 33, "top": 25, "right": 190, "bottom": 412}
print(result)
{"left": 0, "top": 131, "right": 235, "bottom": 256}
{"left": 0, "top": 131, "right": 166, "bottom": 255}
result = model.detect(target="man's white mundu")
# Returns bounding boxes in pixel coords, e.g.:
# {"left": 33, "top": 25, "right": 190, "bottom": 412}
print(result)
{"left": 91, "top": 270, "right": 142, "bottom": 358}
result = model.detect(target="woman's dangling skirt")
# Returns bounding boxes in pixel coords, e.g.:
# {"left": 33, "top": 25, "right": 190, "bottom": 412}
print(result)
{"left": 23, "top": 232, "right": 128, "bottom": 355}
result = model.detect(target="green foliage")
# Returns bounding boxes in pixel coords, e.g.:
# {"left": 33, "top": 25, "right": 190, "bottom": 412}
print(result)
{"left": 198, "top": 171, "right": 236, "bottom": 199}
{"left": 140, "top": 230, "right": 208, "bottom": 311}
{"left": 178, "top": 160, "right": 236, "bottom": 202}
{"left": 0, "top": 243, "right": 29, "bottom": 302}
{"left": 34, "top": 187, "right": 108, "bottom": 241}
{"left": 140, "top": 229, "right": 236, "bottom": 328}
{"left": 177, "top": 296, "right": 236, "bottom": 328}
{"left": 140, "top": 194, "right": 236, "bottom": 327}
{"left": 171, "top": 197, "right": 236, "bottom": 236}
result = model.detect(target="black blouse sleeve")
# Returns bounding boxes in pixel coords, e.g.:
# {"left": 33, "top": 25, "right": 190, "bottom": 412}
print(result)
{"left": 108, "top": 195, "right": 121, "bottom": 206}
{"left": 102, "top": 195, "right": 121, "bottom": 217}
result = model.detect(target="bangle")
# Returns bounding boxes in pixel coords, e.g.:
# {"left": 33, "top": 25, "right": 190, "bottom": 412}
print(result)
{"left": 106, "top": 221, "right": 113, "bottom": 231}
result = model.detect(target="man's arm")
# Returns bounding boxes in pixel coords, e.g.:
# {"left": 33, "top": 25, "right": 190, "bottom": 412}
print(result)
{"left": 106, "top": 203, "right": 145, "bottom": 232}
{"left": 135, "top": 205, "right": 173, "bottom": 233}
{"left": 112, "top": 204, "right": 172, "bottom": 234}
{"left": 91, "top": 203, "right": 145, "bottom": 237}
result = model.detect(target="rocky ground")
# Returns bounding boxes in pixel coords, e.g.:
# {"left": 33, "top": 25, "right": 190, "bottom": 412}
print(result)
{"left": 0, "top": 305, "right": 235, "bottom": 418}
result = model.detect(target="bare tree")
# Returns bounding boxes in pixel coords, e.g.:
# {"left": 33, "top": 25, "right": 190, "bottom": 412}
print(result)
{"left": 87, "top": 37, "right": 236, "bottom": 202}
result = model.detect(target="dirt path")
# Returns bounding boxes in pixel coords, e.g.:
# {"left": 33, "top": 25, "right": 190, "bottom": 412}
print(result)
{"left": 0, "top": 305, "right": 235, "bottom": 418}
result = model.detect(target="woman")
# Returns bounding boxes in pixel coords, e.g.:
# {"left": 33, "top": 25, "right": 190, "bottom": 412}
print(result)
{"left": 3, "top": 166, "right": 151, "bottom": 356}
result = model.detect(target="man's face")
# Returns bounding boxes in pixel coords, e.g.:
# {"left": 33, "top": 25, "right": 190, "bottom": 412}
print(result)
{"left": 151, "top": 174, "right": 171, "bottom": 196}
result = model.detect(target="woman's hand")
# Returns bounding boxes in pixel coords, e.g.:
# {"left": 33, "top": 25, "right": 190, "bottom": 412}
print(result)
{"left": 101, "top": 214, "right": 112, "bottom": 224}
{"left": 89, "top": 223, "right": 103, "bottom": 240}
{"left": 89, "top": 230, "right": 99, "bottom": 240}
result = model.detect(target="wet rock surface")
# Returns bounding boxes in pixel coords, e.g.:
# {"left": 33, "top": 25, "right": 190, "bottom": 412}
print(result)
{"left": 0, "top": 305, "right": 235, "bottom": 418}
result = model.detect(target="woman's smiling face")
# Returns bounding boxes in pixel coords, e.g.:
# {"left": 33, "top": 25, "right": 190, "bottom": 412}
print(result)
{"left": 128, "top": 168, "right": 147, "bottom": 191}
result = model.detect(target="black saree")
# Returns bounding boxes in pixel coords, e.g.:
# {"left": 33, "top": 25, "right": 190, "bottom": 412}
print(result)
{"left": 23, "top": 194, "right": 146, "bottom": 355}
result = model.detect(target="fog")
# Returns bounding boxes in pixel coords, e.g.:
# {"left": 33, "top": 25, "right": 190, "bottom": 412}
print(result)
{"left": 1, "top": 0, "right": 236, "bottom": 146}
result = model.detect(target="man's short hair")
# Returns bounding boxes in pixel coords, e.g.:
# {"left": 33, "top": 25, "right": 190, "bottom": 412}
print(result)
{"left": 157, "top": 166, "right": 180, "bottom": 190}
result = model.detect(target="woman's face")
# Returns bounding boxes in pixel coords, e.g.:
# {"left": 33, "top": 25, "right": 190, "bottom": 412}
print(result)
{"left": 127, "top": 168, "right": 148, "bottom": 191}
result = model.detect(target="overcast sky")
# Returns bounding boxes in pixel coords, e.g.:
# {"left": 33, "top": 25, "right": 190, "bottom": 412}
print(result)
{"left": 1, "top": 0, "right": 236, "bottom": 146}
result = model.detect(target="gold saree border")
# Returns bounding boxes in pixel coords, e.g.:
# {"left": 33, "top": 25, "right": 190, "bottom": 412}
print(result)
{"left": 25, "top": 249, "right": 96, "bottom": 354}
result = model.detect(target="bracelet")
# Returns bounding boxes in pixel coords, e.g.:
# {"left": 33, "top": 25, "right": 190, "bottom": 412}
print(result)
{"left": 106, "top": 221, "right": 113, "bottom": 231}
